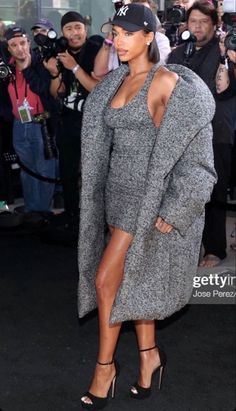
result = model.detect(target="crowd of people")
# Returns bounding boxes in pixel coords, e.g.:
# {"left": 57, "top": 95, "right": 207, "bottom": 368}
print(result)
{"left": 0, "top": 0, "right": 236, "bottom": 408}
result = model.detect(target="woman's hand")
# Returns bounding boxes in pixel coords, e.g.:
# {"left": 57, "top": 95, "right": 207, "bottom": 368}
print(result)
{"left": 155, "top": 216, "right": 173, "bottom": 233}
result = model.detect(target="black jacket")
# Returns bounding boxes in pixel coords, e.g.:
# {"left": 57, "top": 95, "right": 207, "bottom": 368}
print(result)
{"left": 60, "top": 36, "right": 102, "bottom": 116}
{"left": 168, "top": 36, "right": 236, "bottom": 144}
{"left": 22, "top": 49, "right": 59, "bottom": 114}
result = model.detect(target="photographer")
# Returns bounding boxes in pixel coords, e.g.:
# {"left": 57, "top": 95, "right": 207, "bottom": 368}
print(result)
{"left": 164, "top": 0, "right": 196, "bottom": 46}
{"left": 30, "top": 18, "right": 54, "bottom": 62}
{"left": 168, "top": 1, "right": 236, "bottom": 267}
{"left": 44, "top": 11, "right": 102, "bottom": 226}
{"left": 216, "top": 36, "right": 236, "bottom": 93}
{"left": 2, "top": 26, "right": 56, "bottom": 214}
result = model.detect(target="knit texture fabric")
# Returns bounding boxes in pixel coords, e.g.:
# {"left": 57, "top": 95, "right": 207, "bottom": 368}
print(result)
{"left": 77, "top": 63, "right": 217, "bottom": 323}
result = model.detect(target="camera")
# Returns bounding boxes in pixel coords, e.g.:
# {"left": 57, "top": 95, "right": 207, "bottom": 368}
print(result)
{"left": 0, "top": 59, "right": 13, "bottom": 81}
{"left": 164, "top": 5, "right": 187, "bottom": 47}
{"left": 34, "top": 29, "right": 69, "bottom": 61}
{"left": 166, "top": 5, "right": 186, "bottom": 24}
{"left": 112, "top": 0, "right": 125, "bottom": 11}
{"left": 222, "top": 0, "right": 236, "bottom": 50}
{"left": 0, "top": 43, "right": 13, "bottom": 81}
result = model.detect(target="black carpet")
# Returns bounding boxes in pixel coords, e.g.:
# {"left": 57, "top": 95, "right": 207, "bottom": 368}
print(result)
{"left": 0, "top": 233, "right": 235, "bottom": 411}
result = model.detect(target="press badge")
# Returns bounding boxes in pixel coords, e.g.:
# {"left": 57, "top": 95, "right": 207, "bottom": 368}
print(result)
{"left": 18, "top": 99, "right": 32, "bottom": 123}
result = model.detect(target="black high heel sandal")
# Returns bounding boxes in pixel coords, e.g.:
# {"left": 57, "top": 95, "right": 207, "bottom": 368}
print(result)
{"left": 81, "top": 359, "right": 119, "bottom": 410}
{"left": 130, "top": 345, "right": 166, "bottom": 400}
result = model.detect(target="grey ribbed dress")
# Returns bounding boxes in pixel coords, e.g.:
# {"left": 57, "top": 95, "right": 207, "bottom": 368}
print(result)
{"left": 104, "top": 66, "right": 157, "bottom": 234}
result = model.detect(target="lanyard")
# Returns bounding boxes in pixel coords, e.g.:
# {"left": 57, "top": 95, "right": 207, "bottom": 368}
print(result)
{"left": 13, "top": 75, "right": 28, "bottom": 103}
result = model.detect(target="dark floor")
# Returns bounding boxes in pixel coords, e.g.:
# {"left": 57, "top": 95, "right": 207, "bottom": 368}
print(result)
{"left": 0, "top": 233, "right": 235, "bottom": 411}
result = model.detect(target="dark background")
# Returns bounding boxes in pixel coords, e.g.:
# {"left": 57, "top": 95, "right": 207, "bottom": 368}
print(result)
{"left": 0, "top": 234, "right": 235, "bottom": 411}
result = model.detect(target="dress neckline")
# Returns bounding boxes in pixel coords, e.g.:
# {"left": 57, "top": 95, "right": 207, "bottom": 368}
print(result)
{"left": 109, "top": 63, "right": 160, "bottom": 111}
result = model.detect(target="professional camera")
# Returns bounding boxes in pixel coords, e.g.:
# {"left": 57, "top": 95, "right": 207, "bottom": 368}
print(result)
{"left": 0, "top": 59, "right": 13, "bottom": 81}
{"left": 164, "top": 5, "right": 187, "bottom": 47}
{"left": 112, "top": 0, "right": 124, "bottom": 11}
{"left": 0, "top": 42, "right": 13, "bottom": 81}
{"left": 222, "top": 0, "right": 236, "bottom": 50}
{"left": 34, "top": 29, "right": 69, "bottom": 61}
{"left": 166, "top": 5, "right": 186, "bottom": 24}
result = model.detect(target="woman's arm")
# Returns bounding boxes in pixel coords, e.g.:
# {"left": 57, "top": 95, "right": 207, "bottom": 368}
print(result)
{"left": 148, "top": 67, "right": 179, "bottom": 233}
{"left": 148, "top": 67, "right": 178, "bottom": 128}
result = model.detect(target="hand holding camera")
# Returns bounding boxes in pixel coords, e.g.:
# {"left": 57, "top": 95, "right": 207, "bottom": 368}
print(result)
{"left": 34, "top": 29, "right": 69, "bottom": 62}
{"left": 43, "top": 56, "right": 60, "bottom": 78}
{"left": 57, "top": 50, "right": 77, "bottom": 71}
{"left": 227, "top": 49, "right": 236, "bottom": 64}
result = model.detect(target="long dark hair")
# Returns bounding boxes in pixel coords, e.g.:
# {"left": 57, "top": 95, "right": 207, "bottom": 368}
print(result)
{"left": 146, "top": 34, "right": 159, "bottom": 63}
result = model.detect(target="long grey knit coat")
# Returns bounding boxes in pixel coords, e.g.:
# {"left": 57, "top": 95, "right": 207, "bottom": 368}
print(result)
{"left": 77, "top": 63, "right": 217, "bottom": 323}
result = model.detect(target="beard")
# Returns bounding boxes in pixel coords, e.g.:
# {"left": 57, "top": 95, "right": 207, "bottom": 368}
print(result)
{"left": 69, "top": 45, "right": 82, "bottom": 53}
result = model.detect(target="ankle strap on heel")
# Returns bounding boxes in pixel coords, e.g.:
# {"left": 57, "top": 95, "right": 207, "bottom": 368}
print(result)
{"left": 139, "top": 345, "right": 156, "bottom": 353}
{"left": 97, "top": 359, "right": 114, "bottom": 365}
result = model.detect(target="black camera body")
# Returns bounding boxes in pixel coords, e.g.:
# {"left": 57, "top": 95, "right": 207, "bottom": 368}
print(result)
{"left": 164, "top": 6, "right": 187, "bottom": 47}
{"left": 112, "top": 0, "right": 124, "bottom": 12}
{"left": 224, "top": 26, "right": 236, "bottom": 50}
{"left": 34, "top": 30, "right": 69, "bottom": 61}
{"left": 166, "top": 5, "right": 186, "bottom": 25}
{"left": 0, "top": 59, "right": 13, "bottom": 81}
{"left": 222, "top": 1, "right": 236, "bottom": 50}
{"left": 0, "top": 42, "right": 13, "bottom": 82}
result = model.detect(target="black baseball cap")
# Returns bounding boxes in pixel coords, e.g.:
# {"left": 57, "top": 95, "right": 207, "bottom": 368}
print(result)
{"left": 5, "top": 26, "right": 28, "bottom": 41}
{"left": 101, "top": 4, "right": 157, "bottom": 34}
{"left": 61, "top": 11, "right": 85, "bottom": 29}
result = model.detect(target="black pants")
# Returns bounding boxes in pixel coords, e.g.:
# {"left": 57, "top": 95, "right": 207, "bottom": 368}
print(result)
{"left": 202, "top": 143, "right": 232, "bottom": 259}
{"left": 58, "top": 110, "right": 82, "bottom": 217}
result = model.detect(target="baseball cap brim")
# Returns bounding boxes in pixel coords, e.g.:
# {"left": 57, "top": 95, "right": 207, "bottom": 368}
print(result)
{"left": 101, "top": 19, "right": 146, "bottom": 33}
{"left": 31, "top": 24, "right": 47, "bottom": 30}
{"left": 112, "top": 19, "right": 145, "bottom": 32}
{"left": 101, "top": 21, "right": 113, "bottom": 34}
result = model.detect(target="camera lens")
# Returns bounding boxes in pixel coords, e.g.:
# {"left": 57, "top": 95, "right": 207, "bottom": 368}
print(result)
{"left": 225, "top": 29, "right": 236, "bottom": 50}
{"left": 47, "top": 29, "right": 57, "bottom": 40}
{"left": 113, "top": 0, "right": 124, "bottom": 11}
{"left": 0, "top": 64, "right": 9, "bottom": 79}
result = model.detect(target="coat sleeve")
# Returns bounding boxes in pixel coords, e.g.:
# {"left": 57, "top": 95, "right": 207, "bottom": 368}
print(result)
{"left": 158, "top": 123, "right": 217, "bottom": 236}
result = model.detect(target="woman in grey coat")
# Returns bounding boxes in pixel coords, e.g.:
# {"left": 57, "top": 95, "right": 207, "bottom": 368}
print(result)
{"left": 79, "top": 4, "right": 216, "bottom": 410}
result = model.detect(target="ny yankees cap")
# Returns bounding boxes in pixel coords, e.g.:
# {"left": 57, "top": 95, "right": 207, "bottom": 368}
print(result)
{"left": 101, "top": 4, "right": 156, "bottom": 34}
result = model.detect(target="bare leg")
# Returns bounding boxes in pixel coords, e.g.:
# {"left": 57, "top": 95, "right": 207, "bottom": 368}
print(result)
{"left": 132, "top": 321, "right": 161, "bottom": 390}
{"left": 82, "top": 227, "right": 133, "bottom": 404}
